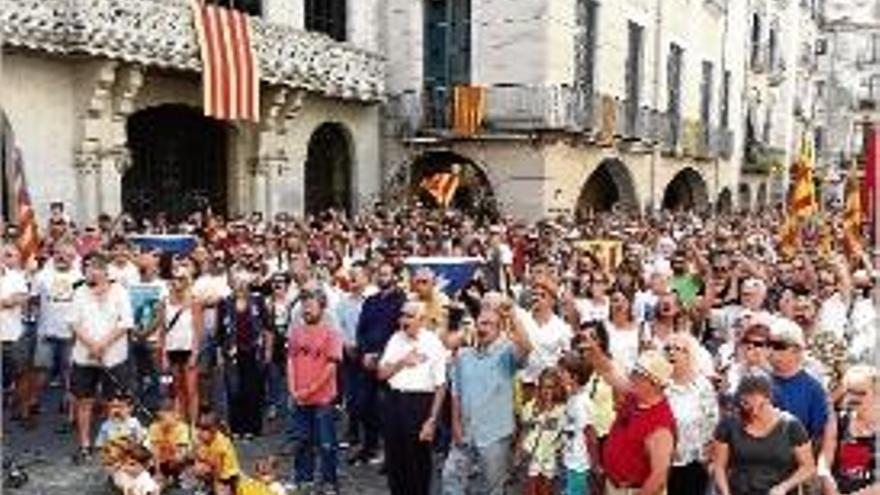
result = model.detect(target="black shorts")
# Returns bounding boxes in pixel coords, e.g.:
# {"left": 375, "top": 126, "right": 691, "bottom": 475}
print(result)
{"left": 1, "top": 332, "right": 35, "bottom": 380}
{"left": 70, "top": 362, "right": 130, "bottom": 399}
{"left": 167, "top": 350, "right": 192, "bottom": 367}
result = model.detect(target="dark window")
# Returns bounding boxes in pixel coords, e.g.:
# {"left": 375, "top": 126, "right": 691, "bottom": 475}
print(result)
{"left": 751, "top": 13, "right": 761, "bottom": 67}
{"left": 575, "top": 0, "right": 599, "bottom": 96}
{"left": 667, "top": 43, "right": 684, "bottom": 144}
{"left": 210, "top": 0, "right": 262, "bottom": 16}
{"left": 625, "top": 21, "right": 643, "bottom": 133}
{"left": 701, "top": 61, "right": 713, "bottom": 144}
{"left": 768, "top": 27, "right": 777, "bottom": 68}
{"left": 721, "top": 70, "right": 731, "bottom": 129}
{"left": 305, "top": 0, "right": 347, "bottom": 42}
{"left": 423, "top": 0, "right": 471, "bottom": 128}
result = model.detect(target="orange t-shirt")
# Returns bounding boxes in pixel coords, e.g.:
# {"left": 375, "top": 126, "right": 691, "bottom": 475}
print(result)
{"left": 287, "top": 324, "right": 342, "bottom": 406}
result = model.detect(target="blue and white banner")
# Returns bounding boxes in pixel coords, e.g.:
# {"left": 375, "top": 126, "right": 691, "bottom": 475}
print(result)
{"left": 128, "top": 234, "right": 198, "bottom": 255}
{"left": 404, "top": 256, "right": 483, "bottom": 295}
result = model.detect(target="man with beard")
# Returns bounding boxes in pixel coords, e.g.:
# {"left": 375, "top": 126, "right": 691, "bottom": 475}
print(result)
{"left": 287, "top": 286, "right": 342, "bottom": 493}
{"left": 352, "top": 262, "right": 407, "bottom": 465}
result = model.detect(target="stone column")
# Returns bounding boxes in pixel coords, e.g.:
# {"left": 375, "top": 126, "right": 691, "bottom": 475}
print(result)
{"left": 75, "top": 151, "right": 101, "bottom": 223}
{"left": 251, "top": 159, "right": 271, "bottom": 216}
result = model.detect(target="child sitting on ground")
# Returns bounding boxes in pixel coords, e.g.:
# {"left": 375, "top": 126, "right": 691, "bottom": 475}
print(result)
{"left": 192, "top": 410, "right": 240, "bottom": 495}
{"left": 237, "top": 456, "right": 286, "bottom": 495}
{"left": 97, "top": 393, "right": 148, "bottom": 469}
{"left": 112, "top": 443, "right": 160, "bottom": 495}
{"left": 146, "top": 399, "right": 192, "bottom": 488}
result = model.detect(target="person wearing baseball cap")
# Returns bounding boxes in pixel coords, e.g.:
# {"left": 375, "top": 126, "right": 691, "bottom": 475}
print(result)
{"left": 582, "top": 336, "right": 676, "bottom": 495}
{"left": 768, "top": 318, "right": 829, "bottom": 443}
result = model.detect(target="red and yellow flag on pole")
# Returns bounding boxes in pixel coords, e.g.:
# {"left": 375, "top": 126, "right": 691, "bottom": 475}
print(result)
{"left": 420, "top": 172, "right": 460, "bottom": 208}
{"left": 11, "top": 147, "right": 39, "bottom": 265}
{"left": 778, "top": 133, "right": 817, "bottom": 258}
{"left": 842, "top": 167, "right": 864, "bottom": 257}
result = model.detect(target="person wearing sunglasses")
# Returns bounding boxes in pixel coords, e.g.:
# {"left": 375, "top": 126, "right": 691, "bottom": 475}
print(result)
{"left": 818, "top": 365, "right": 880, "bottom": 495}
{"left": 768, "top": 318, "right": 830, "bottom": 445}
{"left": 722, "top": 322, "right": 772, "bottom": 397}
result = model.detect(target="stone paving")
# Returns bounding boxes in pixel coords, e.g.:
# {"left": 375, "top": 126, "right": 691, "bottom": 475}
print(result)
{"left": 2, "top": 390, "right": 389, "bottom": 495}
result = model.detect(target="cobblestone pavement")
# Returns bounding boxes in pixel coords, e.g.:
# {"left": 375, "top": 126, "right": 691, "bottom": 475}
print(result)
{"left": 2, "top": 390, "right": 389, "bottom": 495}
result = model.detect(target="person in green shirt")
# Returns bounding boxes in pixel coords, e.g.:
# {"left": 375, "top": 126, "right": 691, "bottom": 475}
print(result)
{"left": 669, "top": 251, "right": 702, "bottom": 307}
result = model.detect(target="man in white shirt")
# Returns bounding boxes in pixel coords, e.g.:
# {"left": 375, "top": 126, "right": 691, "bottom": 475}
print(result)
{"left": 32, "top": 243, "right": 82, "bottom": 419}
{"left": 0, "top": 243, "right": 33, "bottom": 425}
{"left": 377, "top": 301, "right": 447, "bottom": 495}
{"left": 70, "top": 252, "right": 134, "bottom": 462}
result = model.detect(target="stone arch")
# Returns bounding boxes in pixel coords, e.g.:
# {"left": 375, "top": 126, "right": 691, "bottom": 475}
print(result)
{"left": 410, "top": 150, "right": 496, "bottom": 217}
{"left": 717, "top": 187, "right": 733, "bottom": 214}
{"left": 124, "top": 104, "right": 229, "bottom": 221}
{"left": 304, "top": 122, "right": 355, "bottom": 216}
{"left": 576, "top": 158, "right": 638, "bottom": 218}
{"left": 662, "top": 167, "right": 709, "bottom": 211}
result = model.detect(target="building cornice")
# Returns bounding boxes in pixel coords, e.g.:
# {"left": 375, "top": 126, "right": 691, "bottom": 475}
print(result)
{"left": 2, "top": 0, "right": 385, "bottom": 102}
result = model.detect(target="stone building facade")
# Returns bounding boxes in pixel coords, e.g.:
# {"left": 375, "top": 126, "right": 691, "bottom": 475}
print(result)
{"left": 739, "top": 0, "right": 821, "bottom": 210}
{"left": 2, "top": 0, "right": 384, "bottom": 223}
{"left": 381, "top": 0, "right": 746, "bottom": 220}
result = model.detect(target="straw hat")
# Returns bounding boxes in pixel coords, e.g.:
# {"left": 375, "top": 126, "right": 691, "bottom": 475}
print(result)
{"left": 633, "top": 350, "right": 674, "bottom": 387}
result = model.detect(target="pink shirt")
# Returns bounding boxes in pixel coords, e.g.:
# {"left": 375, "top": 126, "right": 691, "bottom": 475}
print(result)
{"left": 287, "top": 324, "right": 342, "bottom": 406}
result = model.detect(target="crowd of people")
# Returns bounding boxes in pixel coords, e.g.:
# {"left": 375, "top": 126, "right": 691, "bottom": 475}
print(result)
{"left": 1, "top": 201, "right": 879, "bottom": 495}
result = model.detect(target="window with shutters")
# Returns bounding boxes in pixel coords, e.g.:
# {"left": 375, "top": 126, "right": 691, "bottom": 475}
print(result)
{"left": 721, "top": 70, "right": 731, "bottom": 129}
{"left": 575, "top": 0, "right": 599, "bottom": 96}
{"left": 305, "top": 0, "right": 347, "bottom": 42}
{"left": 667, "top": 43, "right": 684, "bottom": 145}
{"left": 625, "top": 21, "right": 643, "bottom": 134}
{"left": 423, "top": 0, "right": 471, "bottom": 128}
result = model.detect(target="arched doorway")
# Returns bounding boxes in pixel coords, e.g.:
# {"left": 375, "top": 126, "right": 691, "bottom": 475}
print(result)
{"left": 305, "top": 123, "right": 353, "bottom": 215}
{"left": 717, "top": 188, "right": 733, "bottom": 214}
{"left": 662, "top": 168, "right": 708, "bottom": 211}
{"left": 576, "top": 159, "right": 638, "bottom": 218}
{"left": 410, "top": 151, "right": 496, "bottom": 217}
{"left": 124, "top": 105, "right": 228, "bottom": 220}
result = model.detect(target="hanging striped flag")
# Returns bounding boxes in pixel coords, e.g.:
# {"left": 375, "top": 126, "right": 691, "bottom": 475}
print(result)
{"left": 842, "top": 167, "right": 864, "bottom": 257}
{"left": 190, "top": 0, "right": 260, "bottom": 122}
{"left": 420, "top": 172, "right": 460, "bottom": 208}
{"left": 11, "top": 147, "right": 39, "bottom": 265}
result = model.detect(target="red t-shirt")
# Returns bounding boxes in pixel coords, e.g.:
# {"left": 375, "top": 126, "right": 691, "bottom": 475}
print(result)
{"left": 602, "top": 394, "right": 677, "bottom": 487}
{"left": 287, "top": 324, "right": 342, "bottom": 406}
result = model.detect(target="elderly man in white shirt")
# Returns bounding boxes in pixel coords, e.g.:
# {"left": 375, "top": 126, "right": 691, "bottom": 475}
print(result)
{"left": 378, "top": 301, "right": 447, "bottom": 495}
{"left": 69, "top": 252, "right": 134, "bottom": 462}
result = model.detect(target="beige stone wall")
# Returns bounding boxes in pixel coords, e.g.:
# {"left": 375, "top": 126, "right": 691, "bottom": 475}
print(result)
{"left": 2, "top": 52, "right": 79, "bottom": 222}
{"left": 382, "top": 0, "right": 424, "bottom": 93}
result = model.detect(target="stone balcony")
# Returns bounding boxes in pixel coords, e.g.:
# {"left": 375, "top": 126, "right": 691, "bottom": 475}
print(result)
{"left": 2, "top": 0, "right": 385, "bottom": 102}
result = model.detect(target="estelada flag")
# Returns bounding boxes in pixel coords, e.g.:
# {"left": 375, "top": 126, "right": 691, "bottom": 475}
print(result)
{"left": 11, "top": 147, "right": 39, "bottom": 265}
{"left": 420, "top": 172, "right": 460, "bottom": 208}
{"left": 190, "top": 0, "right": 260, "bottom": 122}
{"left": 791, "top": 133, "right": 817, "bottom": 220}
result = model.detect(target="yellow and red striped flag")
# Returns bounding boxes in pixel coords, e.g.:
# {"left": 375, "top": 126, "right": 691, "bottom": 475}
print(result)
{"left": 420, "top": 172, "right": 460, "bottom": 208}
{"left": 190, "top": 0, "right": 260, "bottom": 122}
{"left": 791, "top": 134, "right": 818, "bottom": 220}
{"left": 11, "top": 147, "right": 39, "bottom": 265}
{"left": 842, "top": 168, "right": 864, "bottom": 257}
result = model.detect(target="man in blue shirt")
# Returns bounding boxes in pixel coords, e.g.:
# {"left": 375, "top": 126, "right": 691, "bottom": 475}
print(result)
{"left": 769, "top": 318, "right": 829, "bottom": 442}
{"left": 443, "top": 297, "right": 532, "bottom": 495}
{"left": 352, "top": 262, "right": 406, "bottom": 464}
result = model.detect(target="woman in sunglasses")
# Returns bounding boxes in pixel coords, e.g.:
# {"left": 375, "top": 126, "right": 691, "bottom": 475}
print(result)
{"left": 722, "top": 322, "right": 772, "bottom": 397}
{"left": 818, "top": 365, "right": 880, "bottom": 495}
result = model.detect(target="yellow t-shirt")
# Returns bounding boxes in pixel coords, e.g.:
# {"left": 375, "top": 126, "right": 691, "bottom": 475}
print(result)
{"left": 585, "top": 375, "right": 616, "bottom": 438}
{"left": 147, "top": 420, "right": 191, "bottom": 462}
{"left": 237, "top": 477, "right": 275, "bottom": 495}
{"left": 196, "top": 432, "right": 240, "bottom": 481}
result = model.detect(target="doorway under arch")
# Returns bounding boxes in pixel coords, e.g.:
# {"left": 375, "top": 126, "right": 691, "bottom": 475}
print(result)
{"left": 304, "top": 122, "right": 354, "bottom": 216}
{"left": 576, "top": 159, "right": 638, "bottom": 218}
{"left": 410, "top": 151, "right": 496, "bottom": 217}
{"left": 124, "top": 104, "right": 228, "bottom": 221}
{"left": 717, "top": 187, "right": 733, "bottom": 214}
{"left": 662, "top": 168, "right": 709, "bottom": 211}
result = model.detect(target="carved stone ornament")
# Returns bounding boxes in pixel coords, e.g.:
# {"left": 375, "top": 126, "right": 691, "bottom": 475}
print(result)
{"left": 3, "top": 0, "right": 385, "bottom": 102}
